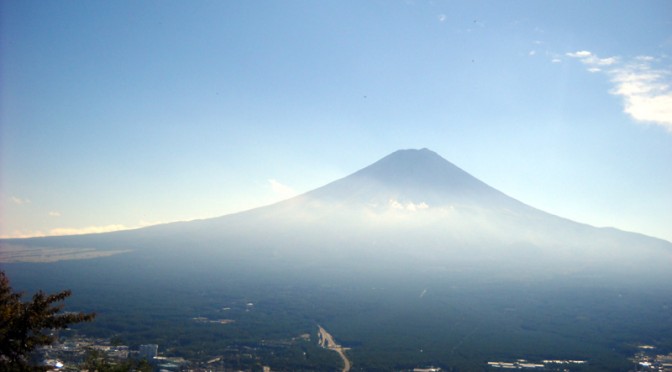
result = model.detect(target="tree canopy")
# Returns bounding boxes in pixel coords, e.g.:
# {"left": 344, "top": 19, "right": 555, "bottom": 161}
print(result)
{"left": 0, "top": 271, "right": 95, "bottom": 370}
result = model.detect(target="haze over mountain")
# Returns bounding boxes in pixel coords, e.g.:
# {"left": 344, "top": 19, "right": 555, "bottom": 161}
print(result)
{"left": 3, "top": 148, "right": 672, "bottom": 371}
{"left": 3, "top": 148, "right": 670, "bottom": 282}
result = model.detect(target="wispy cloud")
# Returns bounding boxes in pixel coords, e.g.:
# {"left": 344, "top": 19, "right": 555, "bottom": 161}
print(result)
{"left": 567, "top": 50, "right": 672, "bottom": 131}
{"left": 48, "top": 211, "right": 61, "bottom": 217}
{"left": 268, "top": 179, "right": 297, "bottom": 199}
{"left": 437, "top": 14, "right": 446, "bottom": 23}
{"left": 566, "top": 50, "right": 592, "bottom": 58}
{"left": 388, "top": 199, "right": 429, "bottom": 212}
{"left": 10, "top": 196, "right": 31, "bottom": 205}
{"left": 610, "top": 59, "right": 672, "bottom": 130}
{"left": 0, "top": 230, "right": 46, "bottom": 239}
{"left": 566, "top": 50, "right": 617, "bottom": 72}
{"left": 48, "top": 224, "right": 129, "bottom": 236}
{"left": 0, "top": 224, "right": 131, "bottom": 239}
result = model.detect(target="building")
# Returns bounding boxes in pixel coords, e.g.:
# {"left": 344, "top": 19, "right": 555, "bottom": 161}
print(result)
{"left": 139, "top": 344, "right": 158, "bottom": 360}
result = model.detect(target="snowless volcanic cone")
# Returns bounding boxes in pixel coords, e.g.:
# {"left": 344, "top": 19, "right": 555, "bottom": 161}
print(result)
{"left": 2, "top": 148, "right": 671, "bottom": 281}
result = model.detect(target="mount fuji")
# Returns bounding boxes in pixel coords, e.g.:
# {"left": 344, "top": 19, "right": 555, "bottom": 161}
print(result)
{"left": 4, "top": 148, "right": 670, "bottom": 281}
{"left": 3, "top": 148, "right": 671, "bottom": 371}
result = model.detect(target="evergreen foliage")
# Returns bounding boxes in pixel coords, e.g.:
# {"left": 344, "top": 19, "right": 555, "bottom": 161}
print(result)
{"left": 0, "top": 271, "right": 95, "bottom": 371}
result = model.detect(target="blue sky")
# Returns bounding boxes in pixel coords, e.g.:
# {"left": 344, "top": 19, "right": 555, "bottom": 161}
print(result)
{"left": 1, "top": 1, "right": 671, "bottom": 241}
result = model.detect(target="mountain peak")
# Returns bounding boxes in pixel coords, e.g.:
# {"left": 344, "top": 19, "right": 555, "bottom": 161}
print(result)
{"left": 354, "top": 148, "right": 486, "bottom": 189}
{"left": 390, "top": 147, "right": 437, "bottom": 155}
{"left": 380, "top": 147, "right": 442, "bottom": 161}
{"left": 304, "top": 148, "right": 511, "bottom": 207}
{"left": 366, "top": 148, "right": 456, "bottom": 175}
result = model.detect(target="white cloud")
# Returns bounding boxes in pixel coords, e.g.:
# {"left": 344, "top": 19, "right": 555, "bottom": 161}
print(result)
{"left": 566, "top": 50, "right": 617, "bottom": 66}
{"left": 610, "top": 61, "right": 672, "bottom": 130}
{"left": 407, "top": 201, "right": 429, "bottom": 211}
{"left": 10, "top": 196, "right": 31, "bottom": 205}
{"left": 388, "top": 199, "right": 429, "bottom": 212}
{"left": 636, "top": 55, "right": 655, "bottom": 62}
{"left": 551, "top": 58, "right": 562, "bottom": 63}
{"left": 0, "top": 224, "right": 131, "bottom": 238}
{"left": 268, "top": 179, "right": 297, "bottom": 199}
{"left": 567, "top": 50, "right": 672, "bottom": 131}
{"left": 49, "top": 224, "right": 129, "bottom": 236}
{"left": 437, "top": 14, "right": 446, "bottom": 22}
{"left": 48, "top": 211, "right": 61, "bottom": 217}
{"left": 0, "top": 230, "right": 47, "bottom": 239}
{"left": 389, "top": 199, "right": 404, "bottom": 210}
{"left": 567, "top": 50, "right": 592, "bottom": 58}
{"left": 597, "top": 57, "right": 617, "bottom": 66}
{"left": 529, "top": 50, "right": 536, "bottom": 56}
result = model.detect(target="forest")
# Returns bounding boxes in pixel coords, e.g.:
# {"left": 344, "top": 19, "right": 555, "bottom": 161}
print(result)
{"left": 3, "top": 251, "right": 671, "bottom": 371}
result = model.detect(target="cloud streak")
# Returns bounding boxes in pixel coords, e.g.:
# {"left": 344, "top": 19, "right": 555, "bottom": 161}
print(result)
{"left": 1, "top": 224, "right": 131, "bottom": 239}
{"left": 388, "top": 199, "right": 429, "bottom": 212}
{"left": 566, "top": 50, "right": 617, "bottom": 73}
{"left": 566, "top": 50, "right": 672, "bottom": 131}
{"left": 48, "top": 224, "right": 129, "bottom": 236}
{"left": 268, "top": 179, "right": 297, "bottom": 199}
{"left": 11, "top": 196, "right": 31, "bottom": 205}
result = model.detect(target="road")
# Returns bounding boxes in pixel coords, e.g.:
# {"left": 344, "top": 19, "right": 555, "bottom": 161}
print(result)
{"left": 317, "top": 325, "right": 351, "bottom": 372}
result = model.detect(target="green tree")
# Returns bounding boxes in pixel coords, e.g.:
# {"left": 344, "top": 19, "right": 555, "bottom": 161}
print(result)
{"left": 0, "top": 271, "right": 95, "bottom": 371}
{"left": 81, "top": 349, "right": 152, "bottom": 372}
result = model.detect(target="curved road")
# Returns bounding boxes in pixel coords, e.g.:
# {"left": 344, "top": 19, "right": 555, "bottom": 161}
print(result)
{"left": 317, "top": 325, "right": 351, "bottom": 372}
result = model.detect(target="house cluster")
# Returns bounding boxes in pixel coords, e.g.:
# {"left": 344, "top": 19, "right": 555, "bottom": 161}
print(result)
{"left": 35, "top": 336, "right": 187, "bottom": 371}
{"left": 487, "top": 359, "right": 586, "bottom": 370}
{"left": 632, "top": 345, "right": 672, "bottom": 371}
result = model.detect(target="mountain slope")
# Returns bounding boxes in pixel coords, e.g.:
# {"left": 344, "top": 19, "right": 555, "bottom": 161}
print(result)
{"left": 2, "top": 148, "right": 671, "bottom": 371}
{"left": 2, "top": 148, "right": 671, "bottom": 279}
